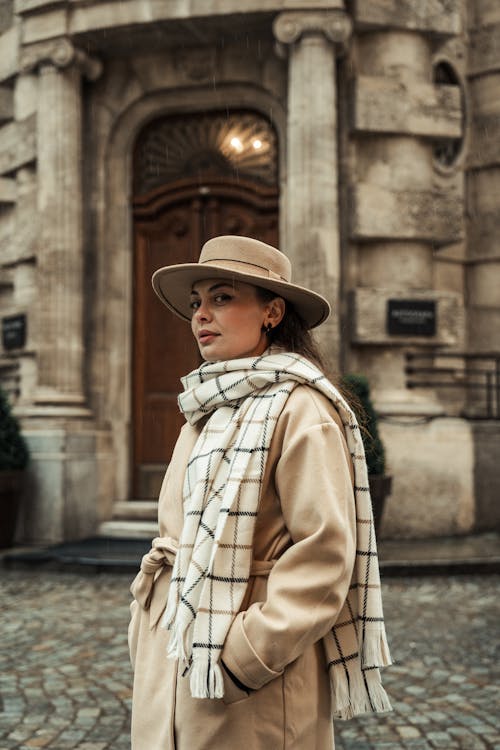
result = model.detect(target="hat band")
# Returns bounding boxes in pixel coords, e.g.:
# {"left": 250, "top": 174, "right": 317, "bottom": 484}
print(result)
{"left": 200, "top": 257, "right": 289, "bottom": 283}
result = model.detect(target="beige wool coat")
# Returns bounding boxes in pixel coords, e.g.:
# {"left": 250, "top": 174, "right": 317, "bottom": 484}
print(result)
{"left": 129, "top": 384, "right": 357, "bottom": 750}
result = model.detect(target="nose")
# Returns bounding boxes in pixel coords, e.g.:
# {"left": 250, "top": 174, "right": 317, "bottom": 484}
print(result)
{"left": 193, "top": 300, "right": 211, "bottom": 323}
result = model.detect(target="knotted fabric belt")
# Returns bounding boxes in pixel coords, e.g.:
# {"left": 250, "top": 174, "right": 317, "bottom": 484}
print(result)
{"left": 130, "top": 535, "right": 276, "bottom": 612}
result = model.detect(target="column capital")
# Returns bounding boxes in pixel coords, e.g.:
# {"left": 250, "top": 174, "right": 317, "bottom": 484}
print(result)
{"left": 273, "top": 10, "right": 352, "bottom": 55}
{"left": 20, "top": 38, "right": 102, "bottom": 80}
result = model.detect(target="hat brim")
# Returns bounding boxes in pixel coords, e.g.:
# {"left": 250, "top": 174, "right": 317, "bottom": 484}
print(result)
{"left": 151, "top": 263, "right": 331, "bottom": 329}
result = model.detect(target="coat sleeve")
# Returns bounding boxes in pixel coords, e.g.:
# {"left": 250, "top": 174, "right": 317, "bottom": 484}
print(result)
{"left": 221, "top": 417, "right": 357, "bottom": 690}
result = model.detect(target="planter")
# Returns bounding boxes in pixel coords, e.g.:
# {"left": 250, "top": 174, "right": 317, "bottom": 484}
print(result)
{"left": 368, "top": 475, "right": 392, "bottom": 536}
{"left": 0, "top": 470, "right": 25, "bottom": 549}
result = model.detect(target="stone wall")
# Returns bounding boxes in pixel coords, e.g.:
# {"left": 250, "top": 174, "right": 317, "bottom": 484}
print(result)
{"left": 0, "top": 0, "right": 498, "bottom": 542}
{"left": 466, "top": 0, "right": 500, "bottom": 529}
{"left": 343, "top": 0, "right": 477, "bottom": 537}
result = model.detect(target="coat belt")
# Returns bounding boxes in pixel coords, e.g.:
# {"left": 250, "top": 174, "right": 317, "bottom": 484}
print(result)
{"left": 130, "top": 535, "right": 276, "bottom": 612}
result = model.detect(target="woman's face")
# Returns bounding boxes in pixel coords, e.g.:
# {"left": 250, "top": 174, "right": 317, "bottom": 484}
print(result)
{"left": 190, "top": 278, "right": 284, "bottom": 362}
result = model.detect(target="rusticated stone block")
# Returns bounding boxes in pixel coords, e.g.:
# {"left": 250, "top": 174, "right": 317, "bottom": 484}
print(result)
{"left": 349, "top": 287, "right": 463, "bottom": 346}
{"left": 351, "top": 183, "right": 463, "bottom": 244}
{"left": 352, "top": 76, "right": 462, "bottom": 138}
{"left": 352, "top": 0, "right": 461, "bottom": 35}
{"left": 467, "top": 212, "right": 500, "bottom": 259}
{"left": 0, "top": 1, "right": 14, "bottom": 35}
{"left": 382, "top": 418, "right": 474, "bottom": 538}
{"left": 15, "top": 0, "right": 66, "bottom": 12}
{"left": 22, "top": 7, "right": 67, "bottom": 44}
{"left": 468, "top": 114, "right": 500, "bottom": 168}
{"left": 469, "top": 23, "right": 500, "bottom": 76}
{"left": 0, "top": 84, "right": 13, "bottom": 123}
{"left": 0, "top": 114, "right": 36, "bottom": 174}
{"left": 0, "top": 25, "right": 19, "bottom": 83}
{"left": 0, "top": 176, "right": 16, "bottom": 203}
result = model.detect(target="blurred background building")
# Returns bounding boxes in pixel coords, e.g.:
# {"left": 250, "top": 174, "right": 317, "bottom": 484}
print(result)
{"left": 0, "top": 0, "right": 499, "bottom": 544}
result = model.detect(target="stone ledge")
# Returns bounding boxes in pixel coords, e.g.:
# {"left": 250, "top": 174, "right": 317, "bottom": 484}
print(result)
{"left": 349, "top": 287, "right": 463, "bottom": 346}
{"left": 353, "top": 0, "right": 461, "bottom": 35}
{"left": 352, "top": 76, "right": 462, "bottom": 139}
{"left": 351, "top": 183, "right": 463, "bottom": 244}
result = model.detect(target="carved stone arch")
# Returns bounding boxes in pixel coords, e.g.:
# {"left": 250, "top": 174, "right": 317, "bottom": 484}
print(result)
{"left": 96, "top": 87, "right": 285, "bottom": 500}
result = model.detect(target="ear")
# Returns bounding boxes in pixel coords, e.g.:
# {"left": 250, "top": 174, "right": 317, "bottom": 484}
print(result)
{"left": 264, "top": 297, "right": 286, "bottom": 328}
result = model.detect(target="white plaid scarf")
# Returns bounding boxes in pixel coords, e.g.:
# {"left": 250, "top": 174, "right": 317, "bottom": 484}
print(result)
{"left": 163, "top": 350, "right": 392, "bottom": 719}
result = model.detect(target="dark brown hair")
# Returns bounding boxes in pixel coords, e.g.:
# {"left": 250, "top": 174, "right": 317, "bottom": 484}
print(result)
{"left": 255, "top": 287, "right": 327, "bottom": 373}
{"left": 255, "top": 287, "right": 359, "bottom": 413}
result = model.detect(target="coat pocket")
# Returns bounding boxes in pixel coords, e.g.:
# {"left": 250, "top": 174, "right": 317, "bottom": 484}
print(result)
{"left": 221, "top": 663, "right": 251, "bottom": 705}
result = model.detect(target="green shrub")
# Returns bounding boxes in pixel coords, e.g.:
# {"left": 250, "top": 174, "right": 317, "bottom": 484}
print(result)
{"left": 342, "top": 373, "right": 385, "bottom": 476}
{"left": 0, "top": 387, "right": 29, "bottom": 471}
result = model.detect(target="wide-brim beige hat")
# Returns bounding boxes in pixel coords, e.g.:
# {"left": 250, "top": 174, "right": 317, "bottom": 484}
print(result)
{"left": 151, "top": 235, "right": 330, "bottom": 329}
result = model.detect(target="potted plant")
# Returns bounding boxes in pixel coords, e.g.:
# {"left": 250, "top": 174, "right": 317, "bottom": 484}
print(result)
{"left": 342, "top": 374, "right": 392, "bottom": 535}
{"left": 0, "top": 386, "right": 29, "bottom": 548}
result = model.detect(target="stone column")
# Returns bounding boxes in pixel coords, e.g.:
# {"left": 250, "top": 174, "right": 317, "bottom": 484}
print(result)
{"left": 13, "top": 40, "right": 103, "bottom": 544}
{"left": 24, "top": 40, "right": 101, "bottom": 414}
{"left": 273, "top": 7, "right": 352, "bottom": 368}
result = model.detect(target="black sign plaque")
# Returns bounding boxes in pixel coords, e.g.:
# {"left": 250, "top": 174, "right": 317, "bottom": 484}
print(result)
{"left": 2, "top": 314, "right": 27, "bottom": 351}
{"left": 387, "top": 300, "right": 436, "bottom": 337}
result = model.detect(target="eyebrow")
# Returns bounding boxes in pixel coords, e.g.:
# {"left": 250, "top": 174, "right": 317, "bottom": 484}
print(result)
{"left": 190, "top": 282, "right": 235, "bottom": 296}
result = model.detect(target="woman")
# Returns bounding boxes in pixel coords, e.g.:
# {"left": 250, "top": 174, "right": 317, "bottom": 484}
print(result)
{"left": 129, "top": 235, "right": 392, "bottom": 750}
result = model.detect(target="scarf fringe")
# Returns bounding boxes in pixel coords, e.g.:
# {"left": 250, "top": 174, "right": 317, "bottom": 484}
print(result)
{"left": 190, "top": 660, "right": 224, "bottom": 699}
{"left": 166, "top": 622, "right": 189, "bottom": 664}
{"left": 330, "top": 663, "right": 393, "bottom": 720}
{"left": 365, "top": 669, "right": 393, "bottom": 714}
{"left": 361, "top": 626, "right": 393, "bottom": 668}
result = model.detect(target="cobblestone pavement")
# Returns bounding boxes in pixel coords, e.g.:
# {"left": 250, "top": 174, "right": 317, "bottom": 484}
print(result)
{"left": 0, "top": 571, "right": 498, "bottom": 750}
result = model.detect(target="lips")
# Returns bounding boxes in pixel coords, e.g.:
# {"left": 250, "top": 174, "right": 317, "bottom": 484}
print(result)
{"left": 198, "top": 330, "right": 219, "bottom": 345}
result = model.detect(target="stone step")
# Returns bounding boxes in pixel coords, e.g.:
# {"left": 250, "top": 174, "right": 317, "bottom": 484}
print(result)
{"left": 98, "top": 520, "right": 157, "bottom": 540}
{"left": 112, "top": 501, "right": 157, "bottom": 521}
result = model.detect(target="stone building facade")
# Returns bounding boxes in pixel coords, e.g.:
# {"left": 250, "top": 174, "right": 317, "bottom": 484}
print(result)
{"left": 0, "top": 0, "right": 499, "bottom": 543}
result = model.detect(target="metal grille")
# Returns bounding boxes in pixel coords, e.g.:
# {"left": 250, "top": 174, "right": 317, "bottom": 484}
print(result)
{"left": 134, "top": 110, "right": 278, "bottom": 195}
{"left": 406, "top": 351, "right": 500, "bottom": 419}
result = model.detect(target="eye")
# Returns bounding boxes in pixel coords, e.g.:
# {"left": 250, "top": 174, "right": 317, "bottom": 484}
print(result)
{"left": 213, "top": 293, "right": 231, "bottom": 304}
{"left": 189, "top": 299, "right": 201, "bottom": 310}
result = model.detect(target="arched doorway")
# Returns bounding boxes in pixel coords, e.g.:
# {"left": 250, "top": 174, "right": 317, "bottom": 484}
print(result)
{"left": 131, "top": 110, "right": 279, "bottom": 498}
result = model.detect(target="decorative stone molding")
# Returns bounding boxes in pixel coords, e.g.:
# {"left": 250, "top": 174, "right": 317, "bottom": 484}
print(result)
{"left": 20, "top": 37, "right": 102, "bottom": 79}
{"left": 273, "top": 10, "right": 352, "bottom": 56}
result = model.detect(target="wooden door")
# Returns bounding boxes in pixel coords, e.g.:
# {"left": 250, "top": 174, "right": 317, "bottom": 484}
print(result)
{"left": 132, "top": 177, "right": 278, "bottom": 498}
